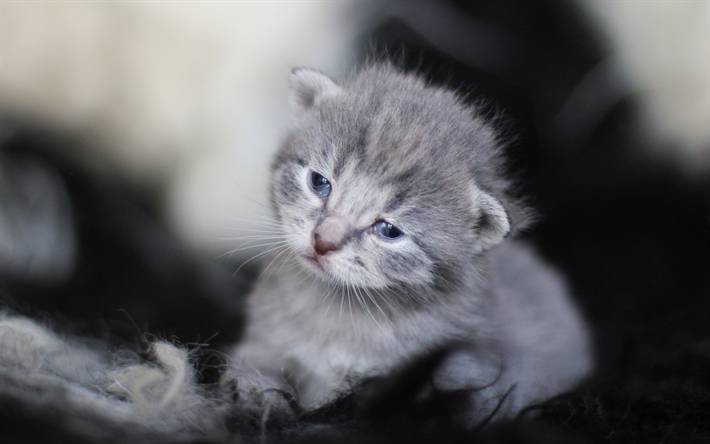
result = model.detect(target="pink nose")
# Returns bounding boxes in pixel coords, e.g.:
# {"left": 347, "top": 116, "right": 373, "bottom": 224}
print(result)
{"left": 314, "top": 233, "right": 340, "bottom": 255}
{"left": 313, "top": 216, "right": 350, "bottom": 256}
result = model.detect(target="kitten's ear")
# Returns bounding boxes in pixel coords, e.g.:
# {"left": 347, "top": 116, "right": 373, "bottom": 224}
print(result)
{"left": 289, "top": 68, "right": 341, "bottom": 116}
{"left": 470, "top": 186, "right": 511, "bottom": 254}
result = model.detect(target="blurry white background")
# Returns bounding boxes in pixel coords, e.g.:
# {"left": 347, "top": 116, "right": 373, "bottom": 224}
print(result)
{"left": 1, "top": 1, "right": 707, "bottom": 262}
{"left": 580, "top": 1, "right": 709, "bottom": 174}
{"left": 2, "top": 1, "right": 363, "bottom": 261}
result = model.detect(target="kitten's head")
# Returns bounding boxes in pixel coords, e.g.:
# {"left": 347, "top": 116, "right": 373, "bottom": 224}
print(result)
{"left": 271, "top": 64, "right": 529, "bottom": 295}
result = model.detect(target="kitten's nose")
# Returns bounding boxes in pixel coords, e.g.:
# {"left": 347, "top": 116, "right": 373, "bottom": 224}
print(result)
{"left": 313, "top": 216, "right": 349, "bottom": 255}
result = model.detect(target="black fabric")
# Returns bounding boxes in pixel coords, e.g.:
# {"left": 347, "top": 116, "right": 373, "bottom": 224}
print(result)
{"left": 1, "top": 0, "right": 708, "bottom": 442}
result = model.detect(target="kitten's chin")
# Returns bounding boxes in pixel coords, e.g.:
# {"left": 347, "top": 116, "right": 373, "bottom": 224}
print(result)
{"left": 297, "top": 256, "right": 363, "bottom": 290}
{"left": 300, "top": 254, "right": 348, "bottom": 285}
{"left": 303, "top": 254, "right": 325, "bottom": 272}
{"left": 301, "top": 254, "right": 342, "bottom": 283}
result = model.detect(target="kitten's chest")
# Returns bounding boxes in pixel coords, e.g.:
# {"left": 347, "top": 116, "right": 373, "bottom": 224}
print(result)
{"left": 237, "top": 266, "right": 496, "bottom": 406}
{"left": 244, "top": 273, "right": 455, "bottom": 372}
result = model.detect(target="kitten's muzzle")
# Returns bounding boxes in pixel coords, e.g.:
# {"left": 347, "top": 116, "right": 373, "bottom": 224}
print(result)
{"left": 313, "top": 216, "right": 350, "bottom": 256}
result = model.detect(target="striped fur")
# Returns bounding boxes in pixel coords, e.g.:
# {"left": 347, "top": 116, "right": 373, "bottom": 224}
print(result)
{"left": 233, "top": 64, "right": 592, "bottom": 421}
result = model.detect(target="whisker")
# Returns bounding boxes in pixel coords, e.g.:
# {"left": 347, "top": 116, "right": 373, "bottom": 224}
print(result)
{"left": 234, "top": 244, "right": 289, "bottom": 275}
{"left": 210, "top": 223, "right": 283, "bottom": 234}
{"left": 247, "top": 212, "right": 279, "bottom": 221}
{"left": 347, "top": 278, "right": 357, "bottom": 336}
{"left": 237, "top": 240, "right": 288, "bottom": 251}
{"left": 260, "top": 245, "right": 292, "bottom": 280}
{"left": 318, "top": 283, "right": 338, "bottom": 325}
{"left": 293, "top": 271, "right": 311, "bottom": 288}
{"left": 283, "top": 265, "right": 309, "bottom": 292}
{"left": 217, "top": 240, "right": 289, "bottom": 260}
{"left": 217, "top": 229, "right": 285, "bottom": 237}
{"left": 232, "top": 237, "right": 288, "bottom": 246}
{"left": 216, "top": 236, "right": 287, "bottom": 248}
{"left": 276, "top": 249, "right": 298, "bottom": 277}
{"left": 251, "top": 213, "right": 283, "bottom": 225}
{"left": 356, "top": 285, "right": 384, "bottom": 332}
{"left": 232, "top": 181, "right": 272, "bottom": 210}
{"left": 353, "top": 283, "right": 373, "bottom": 333}
{"left": 339, "top": 281, "right": 346, "bottom": 323}
{"left": 363, "top": 286, "right": 396, "bottom": 329}
{"left": 215, "top": 215, "right": 283, "bottom": 229}
{"left": 317, "top": 278, "right": 336, "bottom": 306}
{"left": 373, "top": 286, "right": 400, "bottom": 318}
{"left": 218, "top": 234, "right": 285, "bottom": 240}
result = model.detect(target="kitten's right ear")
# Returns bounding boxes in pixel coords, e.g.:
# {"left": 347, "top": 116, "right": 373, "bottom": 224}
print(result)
{"left": 289, "top": 68, "right": 341, "bottom": 116}
{"left": 470, "top": 185, "right": 511, "bottom": 254}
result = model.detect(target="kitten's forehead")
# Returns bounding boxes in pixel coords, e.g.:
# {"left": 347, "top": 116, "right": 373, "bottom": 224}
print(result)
{"left": 324, "top": 140, "right": 466, "bottom": 227}
{"left": 280, "top": 65, "right": 510, "bottom": 222}
{"left": 327, "top": 164, "right": 395, "bottom": 218}
{"left": 322, "top": 120, "right": 443, "bottom": 194}
{"left": 316, "top": 75, "right": 486, "bottom": 184}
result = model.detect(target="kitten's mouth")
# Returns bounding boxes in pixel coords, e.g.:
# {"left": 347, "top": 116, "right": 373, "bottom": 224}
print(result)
{"left": 304, "top": 254, "right": 326, "bottom": 272}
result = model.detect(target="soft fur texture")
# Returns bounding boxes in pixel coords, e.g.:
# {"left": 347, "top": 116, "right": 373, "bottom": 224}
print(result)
{"left": 1, "top": 2, "right": 708, "bottom": 442}
{"left": 0, "top": 313, "right": 235, "bottom": 441}
{"left": 232, "top": 65, "right": 592, "bottom": 419}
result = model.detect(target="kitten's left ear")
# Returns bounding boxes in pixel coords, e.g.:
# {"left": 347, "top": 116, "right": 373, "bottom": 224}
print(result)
{"left": 289, "top": 68, "right": 341, "bottom": 116}
{"left": 470, "top": 186, "right": 511, "bottom": 254}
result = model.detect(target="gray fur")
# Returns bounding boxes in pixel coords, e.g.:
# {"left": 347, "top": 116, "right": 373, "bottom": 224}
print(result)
{"left": 233, "top": 64, "right": 593, "bottom": 420}
{"left": 0, "top": 313, "right": 246, "bottom": 441}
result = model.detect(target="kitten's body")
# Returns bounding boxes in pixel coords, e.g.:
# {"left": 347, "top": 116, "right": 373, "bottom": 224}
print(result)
{"left": 233, "top": 64, "right": 592, "bottom": 419}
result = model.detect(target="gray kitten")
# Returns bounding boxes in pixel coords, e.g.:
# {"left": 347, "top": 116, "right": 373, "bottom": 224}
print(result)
{"left": 232, "top": 64, "right": 592, "bottom": 420}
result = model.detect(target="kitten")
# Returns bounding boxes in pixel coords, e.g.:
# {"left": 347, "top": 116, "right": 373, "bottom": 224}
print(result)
{"left": 232, "top": 64, "right": 592, "bottom": 420}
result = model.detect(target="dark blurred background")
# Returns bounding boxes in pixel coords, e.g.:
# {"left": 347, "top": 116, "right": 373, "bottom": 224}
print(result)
{"left": 355, "top": 1, "right": 710, "bottom": 371}
{"left": 1, "top": 1, "right": 708, "bottom": 441}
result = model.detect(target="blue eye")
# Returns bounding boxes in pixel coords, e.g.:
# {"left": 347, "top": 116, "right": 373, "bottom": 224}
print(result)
{"left": 374, "top": 221, "right": 403, "bottom": 239}
{"left": 309, "top": 171, "right": 331, "bottom": 197}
